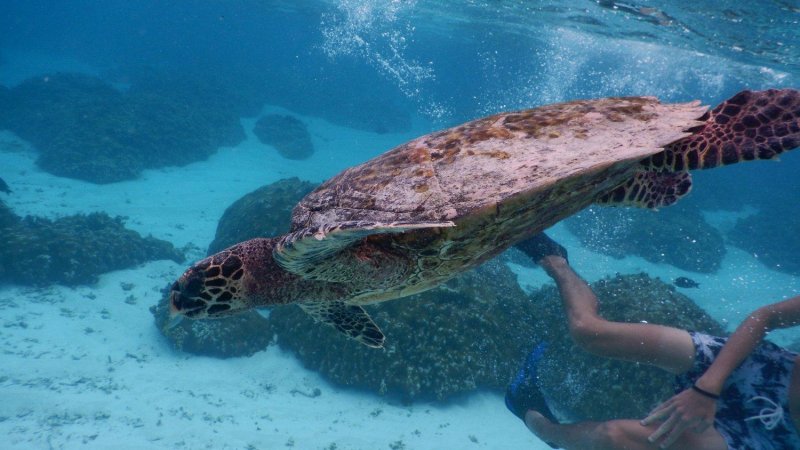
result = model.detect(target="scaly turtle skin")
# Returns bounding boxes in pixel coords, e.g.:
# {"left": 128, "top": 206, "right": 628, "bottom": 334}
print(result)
{"left": 170, "top": 89, "right": 800, "bottom": 348}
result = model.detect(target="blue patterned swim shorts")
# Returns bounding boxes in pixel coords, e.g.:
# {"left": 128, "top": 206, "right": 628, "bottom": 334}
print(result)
{"left": 675, "top": 332, "right": 800, "bottom": 450}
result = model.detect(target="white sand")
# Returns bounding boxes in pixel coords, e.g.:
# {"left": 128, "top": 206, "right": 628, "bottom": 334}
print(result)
{"left": 1, "top": 65, "right": 799, "bottom": 449}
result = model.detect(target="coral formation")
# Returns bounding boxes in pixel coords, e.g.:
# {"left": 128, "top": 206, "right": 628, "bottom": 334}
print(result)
{"left": 729, "top": 204, "right": 800, "bottom": 276}
{"left": 207, "top": 177, "right": 318, "bottom": 254}
{"left": 0, "top": 208, "right": 183, "bottom": 286}
{"left": 531, "top": 273, "right": 725, "bottom": 421}
{"left": 253, "top": 114, "right": 315, "bottom": 160}
{"left": 266, "top": 257, "right": 539, "bottom": 401}
{"left": 0, "top": 72, "right": 246, "bottom": 183}
{"left": 565, "top": 204, "right": 725, "bottom": 273}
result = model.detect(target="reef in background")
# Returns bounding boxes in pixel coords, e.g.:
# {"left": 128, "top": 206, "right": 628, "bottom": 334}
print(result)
{"left": 0, "top": 202, "right": 183, "bottom": 286}
{"left": 0, "top": 72, "right": 245, "bottom": 183}
{"left": 565, "top": 204, "right": 725, "bottom": 273}
{"left": 253, "top": 115, "right": 315, "bottom": 160}
{"left": 206, "top": 177, "right": 318, "bottom": 255}
{"left": 729, "top": 203, "right": 800, "bottom": 277}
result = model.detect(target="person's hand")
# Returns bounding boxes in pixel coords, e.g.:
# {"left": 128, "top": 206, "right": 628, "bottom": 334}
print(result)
{"left": 640, "top": 387, "right": 718, "bottom": 448}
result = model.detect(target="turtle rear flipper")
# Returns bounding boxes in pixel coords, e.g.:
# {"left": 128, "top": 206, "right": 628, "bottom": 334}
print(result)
{"left": 597, "top": 170, "right": 693, "bottom": 209}
{"left": 299, "top": 300, "right": 384, "bottom": 348}
{"left": 643, "top": 89, "right": 800, "bottom": 171}
{"left": 274, "top": 220, "right": 454, "bottom": 281}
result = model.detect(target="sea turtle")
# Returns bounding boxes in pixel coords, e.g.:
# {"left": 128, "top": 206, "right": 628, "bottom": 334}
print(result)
{"left": 169, "top": 89, "right": 799, "bottom": 348}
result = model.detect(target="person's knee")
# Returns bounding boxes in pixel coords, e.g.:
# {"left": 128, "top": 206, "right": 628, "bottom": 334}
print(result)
{"left": 590, "top": 421, "right": 638, "bottom": 450}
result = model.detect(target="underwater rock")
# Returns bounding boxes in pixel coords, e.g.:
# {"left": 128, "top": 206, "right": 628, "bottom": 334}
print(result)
{"left": 530, "top": 273, "right": 724, "bottom": 422}
{"left": 565, "top": 204, "right": 725, "bottom": 273}
{"left": 207, "top": 178, "right": 318, "bottom": 254}
{"left": 0, "top": 199, "right": 18, "bottom": 228}
{"left": 0, "top": 72, "right": 246, "bottom": 183}
{"left": 253, "top": 114, "right": 315, "bottom": 160}
{"left": 729, "top": 204, "right": 800, "bottom": 276}
{"left": 0, "top": 210, "right": 184, "bottom": 286}
{"left": 150, "top": 289, "right": 272, "bottom": 358}
{"left": 267, "top": 257, "right": 539, "bottom": 401}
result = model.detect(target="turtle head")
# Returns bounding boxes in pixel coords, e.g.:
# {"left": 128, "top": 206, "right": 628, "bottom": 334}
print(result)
{"left": 169, "top": 250, "right": 249, "bottom": 321}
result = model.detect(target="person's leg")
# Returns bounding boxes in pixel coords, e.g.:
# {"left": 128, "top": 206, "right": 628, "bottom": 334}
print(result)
{"left": 512, "top": 234, "right": 727, "bottom": 448}
{"left": 538, "top": 254, "right": 696, "bottom": 375}
{"left": 524, "top": 411, "right": 727, "bottom": 450}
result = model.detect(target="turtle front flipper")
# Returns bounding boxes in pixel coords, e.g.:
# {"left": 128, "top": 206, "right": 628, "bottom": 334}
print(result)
{"left": 299, "top": 300, "right": 385, "bottom": 348}
{"left": 596, "top": 170, "right": 693, "bottom": 209}
{"left": 274, "top": 220, "right": 454, "bottom": 281}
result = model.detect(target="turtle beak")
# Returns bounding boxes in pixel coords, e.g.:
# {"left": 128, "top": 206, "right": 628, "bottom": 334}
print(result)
{"left": 167, "top": 290, "right": 185, "bottom": 329}
{"left": 167, "top": 313, "right": 184, "bottom": 329}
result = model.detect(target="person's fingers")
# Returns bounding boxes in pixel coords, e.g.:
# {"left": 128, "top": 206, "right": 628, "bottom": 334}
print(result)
{"left": 660, "top": 419, "right": 691, "bottom": 448}
{"left": 648, "top": 413, "right": 680, "bottom": 443}
{"left": 641, "top": 403, "right": 674, "bottom": 426}
{"left": 647, "top": 398, "right": 673, "bottom": 415}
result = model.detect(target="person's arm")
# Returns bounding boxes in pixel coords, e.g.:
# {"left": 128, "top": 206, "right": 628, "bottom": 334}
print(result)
{"left": 642, "top": 294, "right": 800, "bottom": 448}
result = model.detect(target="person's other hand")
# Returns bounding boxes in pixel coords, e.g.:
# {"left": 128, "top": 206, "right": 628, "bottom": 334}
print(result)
{"left": 641, "top": 387, "right": 717, "bottom": 448}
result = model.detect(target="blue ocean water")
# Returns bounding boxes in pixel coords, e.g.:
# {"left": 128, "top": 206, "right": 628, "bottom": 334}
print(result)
{"left": 0, "top": 1, "right": 799, "bottom": 449}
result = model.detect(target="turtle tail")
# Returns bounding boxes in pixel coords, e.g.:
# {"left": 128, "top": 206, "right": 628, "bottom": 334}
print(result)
{"left": 641, "top": 88, "right": 800, "bottom": 171}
